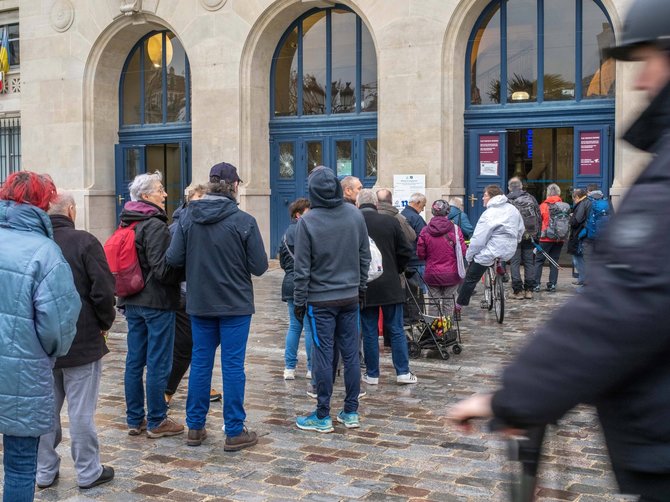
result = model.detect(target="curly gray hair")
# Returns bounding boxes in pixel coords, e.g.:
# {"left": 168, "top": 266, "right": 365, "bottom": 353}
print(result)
{"left": 129, "top": 171, "right": 163, "bottom": 201}
{"left": 546, "top": 183, "right": 561, "bottom": 197}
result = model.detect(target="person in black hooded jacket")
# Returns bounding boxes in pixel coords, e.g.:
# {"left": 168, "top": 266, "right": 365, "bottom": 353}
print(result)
{"left": 167, "top": 162, "right": 268, "bottom": 451}
{"left": 449, "top": 3, "right": 670, "bottom": 498}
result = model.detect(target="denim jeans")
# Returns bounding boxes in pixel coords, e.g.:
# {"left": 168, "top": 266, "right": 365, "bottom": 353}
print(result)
{"left": 534, "top": 241, "right": 564, "bottom": 286}
{"left": 284, "top": 300, "right": 313, "bottom": 371}
{"left": 360, "top": 303, "right": 410, "bottom": 378}
{"left": 510, "top": 240, "right": 536, "bottom": 292}
{"left": 187, "top": 315, "right": 251, "bottom": 437}
{"left": 124, "top": 305, "right": 176, "bottom": 430}
{"left": 308, "top": 302, "right": 360, "bottom": 418}
{"left": 3, "top": 435, "right": 39, "bottom": 502}
{"left": 572, "top": 254, "right": 585, "bottom": 285}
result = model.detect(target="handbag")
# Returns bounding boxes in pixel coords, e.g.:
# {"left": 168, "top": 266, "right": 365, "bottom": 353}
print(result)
{"left": 453, "top": 227, "right": 466, "bottom": 279}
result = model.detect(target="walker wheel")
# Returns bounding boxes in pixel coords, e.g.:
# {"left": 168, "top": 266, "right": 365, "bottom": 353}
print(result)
{"left": 452, "top": 344, "right": 462, "bottom": 355}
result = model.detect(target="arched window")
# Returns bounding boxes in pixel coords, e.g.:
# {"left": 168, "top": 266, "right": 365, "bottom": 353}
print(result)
{"left": 120, "top": 31, "right": 191, "bottom": 126}
{"left": 272, "top": 7, "right": 377, "bottom": 117}
{"left": 468, "top": 0, "right": 614, "bottom": 106}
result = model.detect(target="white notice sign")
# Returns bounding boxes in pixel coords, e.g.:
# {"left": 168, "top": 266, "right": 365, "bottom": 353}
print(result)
{"left": 393, "top": 174, "right": 426, "bottom": 218}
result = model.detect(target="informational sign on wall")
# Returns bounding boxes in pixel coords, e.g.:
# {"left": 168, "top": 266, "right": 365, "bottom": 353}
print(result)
{"left": 579, "top": 131, "right": 601, "bottom": 176}
{"left": 479, "top": 135, "right": 500, "bottom": 176}
{"left": 393, "top": 174, "right": 426, "bottom": 218}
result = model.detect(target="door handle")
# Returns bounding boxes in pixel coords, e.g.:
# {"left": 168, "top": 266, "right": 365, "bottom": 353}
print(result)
{"left": 469, "top": 193, "right": 478, "bottom": 208}
{"left": 118, "top": 194, "right": 125, "bottom": 206}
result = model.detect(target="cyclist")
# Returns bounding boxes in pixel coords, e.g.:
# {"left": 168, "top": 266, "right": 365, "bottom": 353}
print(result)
{"left": 454, "top": 185, "right": 524, "bottom": 320}
{"left": 449, "top": 2, "right": 670, "bottom": 498}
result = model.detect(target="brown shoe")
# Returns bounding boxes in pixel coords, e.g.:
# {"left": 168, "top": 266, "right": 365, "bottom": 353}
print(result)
{"left": 524, "top": 290, "right": 533, "bottom": 300}
{"left": 147, "top": 417, "right": 184, "bottom": 438}
{"left": 512, "top": 291, "right": 525, "bottom": 300}
{"left": 210, "top": 389, "right": 222, "bottom": 402}
{"left": 128, "top": 419, "right": 147, "bottom": 436}
{"left": 224, "top": 429, "right": 258, "bottom": 452}
{"left": 187, "top": 428, "right": 207, "bottom": 447}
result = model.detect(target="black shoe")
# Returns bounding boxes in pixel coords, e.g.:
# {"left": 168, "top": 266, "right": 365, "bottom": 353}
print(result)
{"left": 79, "top": 465, "right": 114, "bottom": 489}
{"left": 37, "top": 472, "right": 59, "bottom": 489}
{"left": 546, "top": 283, "right": 556, "bottom": 292}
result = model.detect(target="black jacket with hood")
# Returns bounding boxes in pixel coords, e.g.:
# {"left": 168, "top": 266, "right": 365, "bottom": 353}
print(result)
{"left": 118, "top": 200, "right": 182, "bottom": 310}
{"left": 50, "top": 215, "right": 116, "bottom": 369}
{"left": 166, "top": 193, "right": 268, "bottom": 317}
{"left": 491, "top": 81, "right": 670, "bottom": 484}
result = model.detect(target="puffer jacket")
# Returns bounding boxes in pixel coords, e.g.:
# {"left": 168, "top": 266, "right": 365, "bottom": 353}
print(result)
{"left": 417, "top": 216, "right": 467, "bottom": 287}
{"left": 466, "top": 194, "right": 525, "bottom": 266}
{"left": 0, "top": 201, "right": 81, "bottom": 437}
{"left": 117, "top": 200, "right": 182, "bottom": 310}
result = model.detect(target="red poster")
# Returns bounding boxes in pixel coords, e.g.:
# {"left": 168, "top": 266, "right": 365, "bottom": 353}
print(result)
{"left": 580, "top": 131, "right": 601, "bottom": 176}
{"left": 479, "top": 135, "right": 500, "bottom": 176}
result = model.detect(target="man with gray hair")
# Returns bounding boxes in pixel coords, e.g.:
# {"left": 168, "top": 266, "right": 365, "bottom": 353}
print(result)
{"left": 507, "top": 177, "right": 541, "bottom": 300}
{"left": 376, "top": 188, "right": 415, "bottom": 244}
{"left": 358, "top": 189, "right": 416, "bottom": 385}
{"left": 447, "top": 197, "right": 474, "bottom": 240}
{"left": 341, "top": 175, "right": 363, "bottom": 205}
{"left": 38, "top": 193, "right": 117, "bottom": 489}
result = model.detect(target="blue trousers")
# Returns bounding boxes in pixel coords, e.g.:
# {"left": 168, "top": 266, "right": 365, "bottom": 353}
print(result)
{"left": 187, "top": 315, "right": 251, "bottom": 437}
{"left": 285, "top": 300, "right": 313, "bottom": 371}
{"left": 308, "top": 302, "right": 360, "bottom": 418}
{"left": 360, "top": 304, "right": 410, "bottom": 378}
{"left": 124, "top": 305, "right": 175, "bottom": 430}
{"left": 3, "top": 435, "right": 39, "bottom": 502}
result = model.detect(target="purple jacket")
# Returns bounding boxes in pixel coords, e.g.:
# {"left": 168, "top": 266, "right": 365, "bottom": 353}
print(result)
{"left": 417, "top": 216, "right": 467, "bottom": 287}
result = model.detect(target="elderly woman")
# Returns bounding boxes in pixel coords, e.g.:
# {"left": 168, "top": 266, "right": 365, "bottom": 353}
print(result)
{"left": 0, "top": 172, "right": 80, "bottom": 501}
{"left": 119, "top": 171, "right": 183, "bottom": 439}
{"left": 417, "top": 200, "right": 468, "bottom": 318}
{"left": 534, "top": 183, "right": 569, "bottom": 292}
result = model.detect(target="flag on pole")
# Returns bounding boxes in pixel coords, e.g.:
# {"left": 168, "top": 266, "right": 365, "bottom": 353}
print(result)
{"left": 0, "top": 27, "right": 10, "bottom": 93}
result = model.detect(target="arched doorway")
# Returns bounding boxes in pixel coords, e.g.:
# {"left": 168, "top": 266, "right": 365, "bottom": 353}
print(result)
{"left": 465, "top": 0, "right": 615, "bottom": 222}
{"left": 269, "top": 5, "right": 378, "bottom": 253}
{"left": 115, "top": 30, "right": 191, "bottom": 220}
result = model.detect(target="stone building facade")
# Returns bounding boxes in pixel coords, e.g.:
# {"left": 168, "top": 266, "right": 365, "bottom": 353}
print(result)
{"left": 0, "top": 0, "right": 646, "bottom": 252}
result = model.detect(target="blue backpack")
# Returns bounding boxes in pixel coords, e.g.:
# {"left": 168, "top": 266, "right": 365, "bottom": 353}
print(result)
{"left": 585, "top": 197, "right": 610, "bottom": 239}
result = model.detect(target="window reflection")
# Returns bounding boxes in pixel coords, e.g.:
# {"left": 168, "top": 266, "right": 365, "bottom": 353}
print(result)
{"left": 306, "top": 142, "right": 322, "bottom": 174}
{"left": 336, "top": 141, "right": 352, "bottom": 176}
{"left": 361, "top": 24, "right": 377, "bottom": 112}
{"left": 583, "top": 1, "right": 615, "bottom": 99}
{"left": 302, "top": 12, "right": 327, "bottom": 115}
{"left": 166, "top": 34, "right": 187, "bottom": 122}
{"left": 544, "top": 0, "right": 576, "bottom": 101}
{"left": 365, "top": 139, "right": 377, "bottom": 178}
{"left": 470, "top": 5, "right": 500, "bottom": 105}
{"left": 507, "top": 0, "right": 537, "bottom": 102}
{"left": 331, "top": 11, "right": 357, "bottom": 114}
{"left": 123, "top": 50, "right": 141, "bottom": 125}
{"left": 274, "top": 28, "right": 298, "bottom": 116}
{"left": 279, "top": 143, "right": 295, "bottom": 178}
{"left": 144, "top": 34, "right": 164, "bottom": 124}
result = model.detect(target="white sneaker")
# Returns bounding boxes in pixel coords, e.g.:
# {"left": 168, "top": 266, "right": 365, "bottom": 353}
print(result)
{"left": 284, "top": 368, "right": 296, "bottom": 380}
{"left": 306, "top": 370, "right": 312, "bottom": 379}
{"left": 396, "top": 372, "right": 418, "bottom": 385}
{"left": 362, "top": 373, "right": 379, "bottom": 385}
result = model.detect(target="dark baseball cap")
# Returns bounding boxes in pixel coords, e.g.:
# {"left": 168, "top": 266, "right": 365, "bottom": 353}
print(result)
{"left": 209, "top": 162, "right": 243, "bottom": 184}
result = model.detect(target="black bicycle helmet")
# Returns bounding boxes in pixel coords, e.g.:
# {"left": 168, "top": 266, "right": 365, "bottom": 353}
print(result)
{"left": 607, "top": 0, "right": 670, "bottom": 61}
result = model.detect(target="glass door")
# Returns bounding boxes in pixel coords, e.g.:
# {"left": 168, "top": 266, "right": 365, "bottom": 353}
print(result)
{"left": 114, "top": 144, "right": 146, "bottom": 220}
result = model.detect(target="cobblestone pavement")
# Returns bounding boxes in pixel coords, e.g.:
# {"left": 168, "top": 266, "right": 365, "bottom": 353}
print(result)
{"left": 11, "top": 264, "right": 636, "bottom": 501}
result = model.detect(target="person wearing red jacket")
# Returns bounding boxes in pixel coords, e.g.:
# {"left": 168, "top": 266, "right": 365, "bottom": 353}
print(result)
{"left": 533, "top": 184, "right": 566, "bottom": 292}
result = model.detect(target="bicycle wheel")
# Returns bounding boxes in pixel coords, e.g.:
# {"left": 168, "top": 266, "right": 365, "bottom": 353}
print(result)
{"left": 484, "top": 267, "right": 494, "bottom": 310}
{"left": 494, "top": 273, "right": 505, "bottom": 323}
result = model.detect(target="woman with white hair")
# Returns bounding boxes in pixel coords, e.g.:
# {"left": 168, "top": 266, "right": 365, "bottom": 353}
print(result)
{"left": 534, "top": 183, "right": 569, "bottom": 292}
{"left": 118, "top": 171, "right": 184, "bottom": 439}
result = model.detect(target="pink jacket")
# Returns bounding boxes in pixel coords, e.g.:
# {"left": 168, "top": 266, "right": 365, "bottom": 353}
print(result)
{"left": 417, "top": 216, "right": 467, "bottom": 287}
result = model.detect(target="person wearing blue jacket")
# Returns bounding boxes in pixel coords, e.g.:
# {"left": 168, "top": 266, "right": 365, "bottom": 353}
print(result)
{"left": 0, "top": 172, "right": 81, "bottom": 502}
{"left": 167, "top": 162, "right": 268, "bottom": 450}
{"left": 447, "top": 197, "right": 474, "bottom": 240}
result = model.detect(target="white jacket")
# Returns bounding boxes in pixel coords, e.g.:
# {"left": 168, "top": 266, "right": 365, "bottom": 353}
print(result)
{"left": 466, "top": 195, "right": 525, "bottom": 266}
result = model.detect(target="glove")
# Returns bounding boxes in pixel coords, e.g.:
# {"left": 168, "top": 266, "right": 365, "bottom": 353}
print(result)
{"left": 358, "top": 289, "right": 367, "bottom": 310}
{"left": 294, "top": 304, "right": 306, "bottom": 323}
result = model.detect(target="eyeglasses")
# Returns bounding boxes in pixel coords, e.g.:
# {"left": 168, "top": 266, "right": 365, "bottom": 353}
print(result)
{"left": 154, "top": 185, "right": 167, "bottom": 195}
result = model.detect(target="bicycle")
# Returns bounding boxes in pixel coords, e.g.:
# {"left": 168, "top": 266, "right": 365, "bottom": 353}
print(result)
{"left": 481, "top": 257, "right": 505, "bottom": 323}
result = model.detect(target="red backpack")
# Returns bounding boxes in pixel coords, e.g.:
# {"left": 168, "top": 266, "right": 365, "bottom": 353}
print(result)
{"left": 104, "top": 222, "right": 145, "bottom": 297}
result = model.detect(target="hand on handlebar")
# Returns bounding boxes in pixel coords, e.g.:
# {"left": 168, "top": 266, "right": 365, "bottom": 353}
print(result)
{"left": 446, "top": 393, "right": 494, "bottom": 432}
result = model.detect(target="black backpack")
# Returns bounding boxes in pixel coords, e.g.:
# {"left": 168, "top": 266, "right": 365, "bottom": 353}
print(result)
{"left": 545, "top": 201, "right": 571, "bottom": 240}
{"left": 510, "top": 193, "right": 540, "bottom": 237}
